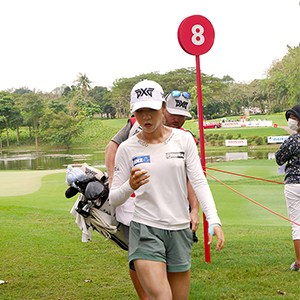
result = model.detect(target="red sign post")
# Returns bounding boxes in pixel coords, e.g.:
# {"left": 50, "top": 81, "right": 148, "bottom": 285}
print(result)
{"left": 178, "top": 15, "right": 215, "bottom": 263}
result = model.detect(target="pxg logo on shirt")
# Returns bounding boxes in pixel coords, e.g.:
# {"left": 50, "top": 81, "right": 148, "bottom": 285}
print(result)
{"left": 133, "top": 155, "right": 150, "bottom": 166}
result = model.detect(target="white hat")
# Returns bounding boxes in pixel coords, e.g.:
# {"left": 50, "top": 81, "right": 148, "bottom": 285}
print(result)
{"left": 165, "top": 91, "right": 192, "bottom": 117}
{"left": 130, "top": 80, "right": 165, "bottom": 113}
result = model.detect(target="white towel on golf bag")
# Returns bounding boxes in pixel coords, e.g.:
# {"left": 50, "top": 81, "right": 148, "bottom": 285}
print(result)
{"left": 70, "top": 196, "right": 91, "bottom": 242}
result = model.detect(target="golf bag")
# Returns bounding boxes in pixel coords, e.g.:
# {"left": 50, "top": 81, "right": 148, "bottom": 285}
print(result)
{"left": 66, "top": 163, "right": 128, "bottom": 251}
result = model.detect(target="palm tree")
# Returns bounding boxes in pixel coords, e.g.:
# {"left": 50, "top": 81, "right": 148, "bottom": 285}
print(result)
{"left": 73, "top": 73, "right": 93, "bottom": 99}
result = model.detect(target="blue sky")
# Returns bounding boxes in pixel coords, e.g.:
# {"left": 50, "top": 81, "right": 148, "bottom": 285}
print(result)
{"left": 0, "top": 0, "right": 299, "bottom": 92}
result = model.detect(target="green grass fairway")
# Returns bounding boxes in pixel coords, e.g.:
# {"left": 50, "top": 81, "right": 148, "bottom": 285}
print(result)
{"left": 206, "top": 159, "right": 287, "bottom": 227}
{"left": 0, "top": 170, "right": 65, "bottom": 196}
{"left": 0, "top": 161, "right": 299, "bottom": 299}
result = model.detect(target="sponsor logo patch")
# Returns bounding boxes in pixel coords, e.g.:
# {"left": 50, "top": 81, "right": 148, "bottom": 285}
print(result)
{"left": 166, "top": 152, "right": 185, "bottom": 159}
{"left": 133, "top": 155, "right": 150, "bottom": 166}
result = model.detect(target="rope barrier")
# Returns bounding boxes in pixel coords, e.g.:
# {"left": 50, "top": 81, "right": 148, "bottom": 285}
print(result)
{"left": 205, "top": 171, "right": 300, "bottom": 227}
{"left": 206, "top": 167, "right": 284, "bottom": 185}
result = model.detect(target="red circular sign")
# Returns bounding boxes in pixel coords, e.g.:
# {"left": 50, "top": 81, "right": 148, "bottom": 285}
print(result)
{"left": 178, "top": 15, "right": 215, "bottom": 56}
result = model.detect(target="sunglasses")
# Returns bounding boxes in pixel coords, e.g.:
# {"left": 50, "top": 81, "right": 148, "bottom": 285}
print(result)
{"left": 171, "top": 90, "right": 191, "bottom": 99}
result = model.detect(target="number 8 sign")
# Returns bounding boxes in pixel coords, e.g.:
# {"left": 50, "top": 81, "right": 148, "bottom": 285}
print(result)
{"left": 178, "top": 15, "right": 215, "bottom": 264}
{"left": 178, "top": 15, "right": 215, "bottom": 55}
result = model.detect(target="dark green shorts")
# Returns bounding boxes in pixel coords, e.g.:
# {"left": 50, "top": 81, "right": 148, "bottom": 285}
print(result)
{"left": 129, "top": 221, "right": 193, "bottom": 273}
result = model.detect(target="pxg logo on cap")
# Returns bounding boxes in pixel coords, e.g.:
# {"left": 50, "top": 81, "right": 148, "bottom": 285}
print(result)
{"left": 130, "top": 80, "right": 164, "bottom": 113}
{"left": 135, "top": 87, "right": 154, "bottom": 99}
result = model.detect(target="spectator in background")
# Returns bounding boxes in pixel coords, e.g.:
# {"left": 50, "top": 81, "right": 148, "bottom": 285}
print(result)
{"left": 275, "top": 104, "right": 300, "bottom": 271}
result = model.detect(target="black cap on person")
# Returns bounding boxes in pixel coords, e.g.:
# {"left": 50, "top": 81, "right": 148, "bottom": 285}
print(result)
{"left": 286, "top": 105, "right": 300, "bottom": 121}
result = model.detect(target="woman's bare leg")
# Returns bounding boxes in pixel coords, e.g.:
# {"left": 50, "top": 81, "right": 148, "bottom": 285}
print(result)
{"left": 130, "top": 268, "right": 148, "bottom": 300}
{"left": 167, "top": 269, "right": 190, "bottom": 300}
{"left": 134, "top": 259, "right": 172, "bottom": 300}
{"left": 294, "top": 239, "right": 300, "bottom": 266}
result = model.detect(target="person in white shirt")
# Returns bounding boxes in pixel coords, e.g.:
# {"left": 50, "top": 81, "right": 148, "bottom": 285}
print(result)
{"left": 105, "top": 89, "right": 200, "bottom": 300}
{"left": 109, "top": 80, "right": 224, "bottom": 300}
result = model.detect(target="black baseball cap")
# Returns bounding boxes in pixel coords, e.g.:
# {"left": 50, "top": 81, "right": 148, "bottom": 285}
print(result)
{"left": 286, "top": 104, "right": 300, "bottom": 121}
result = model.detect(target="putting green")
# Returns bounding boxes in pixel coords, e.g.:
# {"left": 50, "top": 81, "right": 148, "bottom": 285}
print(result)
{"left": 0, "top": 170, "right": 65, "bottom": 196}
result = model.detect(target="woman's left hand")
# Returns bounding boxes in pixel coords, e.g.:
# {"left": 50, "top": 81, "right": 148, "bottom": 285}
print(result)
{"left": 208, "top": 225, "right": 225, "bottom": 251}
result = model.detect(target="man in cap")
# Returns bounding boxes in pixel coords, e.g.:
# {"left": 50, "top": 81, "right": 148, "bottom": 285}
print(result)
{"left": 163, "top": 90, "right": 200, "bottom": 243}
{"left": 105, "top": 84, "right": 200, "bottom": 300}
{"left": 163, "top": 90, "right": 193, "bottom": 128}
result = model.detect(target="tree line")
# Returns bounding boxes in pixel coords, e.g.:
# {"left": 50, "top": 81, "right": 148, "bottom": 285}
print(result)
{"left": 0, "top": 44, "right": 299, "bottom": 148}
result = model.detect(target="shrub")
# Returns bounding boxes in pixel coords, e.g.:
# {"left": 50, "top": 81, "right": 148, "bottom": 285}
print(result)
{"left": 255, "top": 136, "right": 263, "bottom": 145}
{"left": 209, "top": 137, "right": 216, "bottom": 146}
{"left": 247, "top": 136, "right": 253, "bottom": 145}
{"left": 225, "top": 133, "right": 233, "bottom": 140}
{"left": 205, "top": 133, "right": 213, "bottom": 142}
{"left": 270, "top": 104, "right": 281, "bottom": 114}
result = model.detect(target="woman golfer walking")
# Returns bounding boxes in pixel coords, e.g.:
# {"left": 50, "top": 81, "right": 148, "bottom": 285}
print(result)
{"left": 109, "top": 80, "right": 224, "bottom": 299}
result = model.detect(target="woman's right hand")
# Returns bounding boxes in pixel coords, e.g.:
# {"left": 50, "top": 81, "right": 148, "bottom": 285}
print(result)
{"left": 129, "top": 167, "right": 150, "bottom": 190}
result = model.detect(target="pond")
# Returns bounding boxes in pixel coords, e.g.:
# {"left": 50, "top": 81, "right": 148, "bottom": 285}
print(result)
{"left": 205, "top": 149, "right": 277, "bottom": 163}
{"left": 0, "top": 148, "right": 106, "bottom": 170}
{"left": 0, "top": 147, "right": 278, "bottom": 171}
